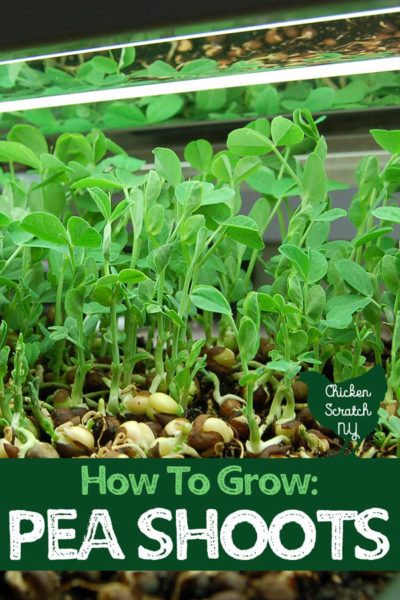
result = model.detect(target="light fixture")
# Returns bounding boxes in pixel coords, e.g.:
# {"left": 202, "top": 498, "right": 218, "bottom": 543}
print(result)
{"left": 0, "top": 6, "right": 399, "bottom": 66}
{"left": 0, "top": 6, "right": 398, "bottom": 114}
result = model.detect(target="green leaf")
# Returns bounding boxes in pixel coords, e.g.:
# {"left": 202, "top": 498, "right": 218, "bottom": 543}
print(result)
{"left": 306, "top": 222, "right": 330, "bottom": 249}
{"left": 243, "top": 291, "right": 260, "bottom": 328}
{"left": 118, "top": 269, "right": 147, "bottom": 284}
{"left": 97, "top": 274, "right": 118, "bottom": 286}
{"left": 8, "top": 124, "right": 48, "bottom": 157}
{"left": 175, "top": 180, "right": 207, "bottom": 213}
{"left": 370, "top": 129, "right": 400, "bottom": 155}
{"left": 348, "top": 197, "right": 363, "bottom": 228}
{"left": 314, "top": 208, "right": 346, "bottom": 222}
{"left": 21, "top": 212, "right": 68, "bottom": 246}
{"left": 372, "top": 206, "right": 400, "bottom": 223}
{"left": 89, "top": 128, "right": 107, "bottom": 162}
{"left": 111, "top": 198, "right": 132, "bottom": 223}
{"left": 55, "top": 133, "right": 92, "bottom": 167}
{"left": 211, "top": 154, "right": 232, "bottom": 182}
{"left": 153, "top": 243, "right": 173, "bottom": 273}
{"left": 383, "top": 165, "right": 400, "bottom": 183}
{"left": 145, "top": 170, "right": 162, "bottom": 205}
{"left": 288, "top": 330, "right": 308, "bottom": 354}
{"left": 67, "top": 216, "right": 101, "bottom": 248}
{"left": 356, "top": 154, "right": 379, "bottom": 188}
{"left": 65, "top": 288, "right": 85, "bottom": 319}
{"left": 304, "top": 87, "right": 335, "bottom": 111}
{"left": 72, "top": 176, "right": 124, "bottom": 190}
{"left": 132, "top": 189, "right": 144, "bottom": 237}
{"left": 146, "top": 95, "right": 184, "bottom": 124}
{"left": 184, "top": 139, "right": 213, "bottom": 172}
{"left": 195, "top": 89, "right": 227, "bottom": 112}
{"left": 77, "top": 60, "right": 104, "bottom": 83}
{"left": 91, "top": 56, "right": 118, "bottom": 74}
{"left": 246, "top": 165, "right": 274, "bottom": 194}
{"left": 88, "top": 187, "right": 111, "bottom": 221}
{"left": 323, "top": 312, "right": 353, "bottom": 329}
{"left": 305, "top": 285, "right": 325, "bottom": 321}
{"left": 40, "top": 153, "right": 68, "bottom": 171}
{"left": 153, "top": 147, "right": 181, "bottom": 187}
{"left": 249, "top": 197, "right": 270, "bottom": 234}
{"left": 233, "top": 156, "right": 261, "bottom": 183}
{"left": 104, "top": 103, "right": 146, "bottom": 127}
{"left": 381, "top": 255, "right": 400, "bottom": 293}
{"left": 201, "top": 187, "right": 235, "bottom": 207}
{"left": 326, "top": 299, "right": 375, "bottom": 328}
{"left": 326, "top": 295, "right": 371, "bottom": 316}
{"left": 279, "top": 244, "right": 310, "bottom": 280}
{"left": 267, "top": 360, "right": 299, "bottom": 374}
{"left": 147, "top": 60, "right": 176, "bottom": 77}
{"left": 0, "top": 140, "right": 40, "bottom": 168}
{"left": 302, "top": 153, "right": 327, "bottom": 205}
{"left": 225, "top": 215, "right": 264, "bottom": 250}
{"left": 0, "top": 276, "right": 18, "bottom": 290}
{"left": 145, "top": 204, "right": 164, "bottom": 236}
{"left": 191, "top": 285, "right": 231, "bottom": 315}
{"left": 181, "top": 58, "right": 217, "bottom": 75}
{"left": 287, "top": 273, "right": 303, "bottom": 307}
{"left": 307, "top": 250, "right": 328, "bottom": 284}
{"left": 238, "top": 316, "right": 259, "bottom": 362}
{"left": 334, "top": 81, "right": 368, "bottom": 104}
{"left": 336, "top": 350, "right": 354, "bottom": 367}
{"left": 165, "top": 309, "right": 185, "bottom": 328}
{"left": 257, "top": 292, "right": 279, "bottom": 313}
{"left": 227, "top": 128, "right": 272, "bottom": 156}
{"left": 0, "top": 213, "right": 10, "bottom": 227}
{"left": 353, "top": 226, "right": 393, "bottom": 248}
{"left": 92, "top": 285, "right": 113, "bottom": 308}
{"left": 118, "top": 46, "right": 136, "bottom": 70}
{"left": 146, "top": 302, "right": 163, "bottom": 314}
{"left": 336, "top": 259, "right": 373, "bottom": 296}
{"left": 255, "top": 86, "right": 280, "bottom": 116}
{"left": 182, "top": 215, "right": 205, "bottom": 244}
{"left": 271, "top": 116, "right": 304, "bottom": 146}
{"left": 246, "top": 118, "right": 271, "bottom": 138}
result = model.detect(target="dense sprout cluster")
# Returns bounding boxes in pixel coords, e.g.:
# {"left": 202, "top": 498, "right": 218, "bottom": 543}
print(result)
{"left": 0, "top": 109, "right": 399, "bottom": 457}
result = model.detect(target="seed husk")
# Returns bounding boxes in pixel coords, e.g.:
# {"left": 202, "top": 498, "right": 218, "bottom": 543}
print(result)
{"left": 25, "top": 443, "right": 59, "bottom": 458}
{"left": 219, "top": 397, "right": 242, "bottom": 418}
{"left": 117, "top": 420, "right": 155, "bottom": 451}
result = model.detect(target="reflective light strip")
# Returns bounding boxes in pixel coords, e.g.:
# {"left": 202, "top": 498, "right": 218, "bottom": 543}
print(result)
{"left": 0, "top": 56, "right": 399, "bottom": 114}
{"left": 0, "top": 6, "right": 399, "bottom": 65}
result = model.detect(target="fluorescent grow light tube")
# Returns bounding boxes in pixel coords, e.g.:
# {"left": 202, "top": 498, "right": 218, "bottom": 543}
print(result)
{"left": 0, "top": 56, "right": 399, "bottom": 114}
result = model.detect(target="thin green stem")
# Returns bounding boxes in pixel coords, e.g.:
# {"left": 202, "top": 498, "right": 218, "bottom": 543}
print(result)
{"left": 53, "top": 260, "right": 66, "bottom": 377}
{"left": 154, "top": 270, "right": 166, "bottom": 389}
{"left": 271, "top": 146, "right": 304, "bottom": 192}
{"left": 2, "top": 245, "right": 22, "bottom": 272}
{"left": 228, "top": 315, "right": 261, "bottom": 450}
{"left": 243, "top": 197, "right": 284, "bottom": 289}
{"left": 70, "top": 313, "right": 88, "bottom": 407}
{"left": 108, "top": 292, "right": 121, "bottom": 415}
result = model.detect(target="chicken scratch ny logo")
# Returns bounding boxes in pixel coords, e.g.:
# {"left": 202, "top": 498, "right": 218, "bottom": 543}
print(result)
{"left": 299, "top": 366, "right": 387, "bottom": 456}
